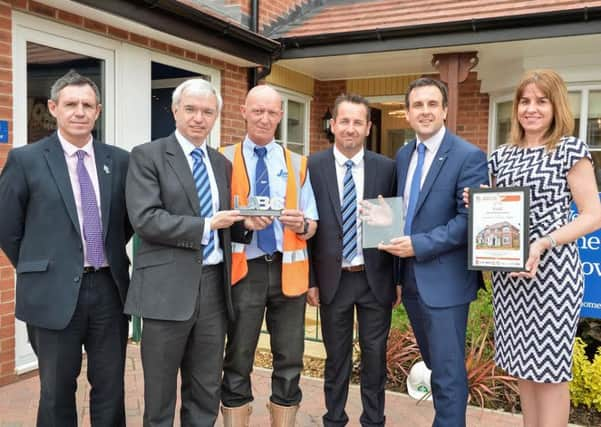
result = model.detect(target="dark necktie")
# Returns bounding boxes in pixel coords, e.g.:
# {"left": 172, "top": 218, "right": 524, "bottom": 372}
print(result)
{"left": 254, "top": 146, "right": 276, "bottom": 255}
{"left": 75, "top": 150, "right": 105, "bottom": 268}
{"left": 342, "top": 160, "right": 357, "bottom": 262}
{"left": 191, "top": 148, "right": 215, "bottom": 259}
{"left": 404, "top": 143, "right": 426, "bottom": 235}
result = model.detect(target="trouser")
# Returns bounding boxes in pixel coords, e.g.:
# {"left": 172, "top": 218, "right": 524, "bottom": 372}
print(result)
{"left": 27, "top": 268, "right": 128, "bottom": 427}
{"left": 141, "top": 264, "right": 227, "bottom": 427}
{"left": 221, "top": 253, "right": 306, "bottom": 407}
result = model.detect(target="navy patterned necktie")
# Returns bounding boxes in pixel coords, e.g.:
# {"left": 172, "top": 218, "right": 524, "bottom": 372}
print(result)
{"left": 342, "top": 160, "right": 357, "bottom": 262}
{"left": 76, "top": 150, "right": 105, "bottom": 268}
{"left": 254, "top": 146, "right": 276, "bottom": 255}
{"left": 191, "top": 148, "right": 215, "bottom": 259}
{"left": 404, "top": 143, "right": 426, "bottom": 235}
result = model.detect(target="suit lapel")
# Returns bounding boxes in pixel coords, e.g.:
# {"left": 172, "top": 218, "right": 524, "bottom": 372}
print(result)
{"left": 93, "top": 141, "right": 112, "bottom": 239}
{"left": 324, "top": 148, "right": 343, "bottom": 228}
{"left": 43, "top": 134, "right": 81, "bottom": 236}
{"left": 165, "top": 134, "right": 200, "bottom": 215}
{"left": 363, "top": 150, "right": 377, "bottom": 199}
{"left": 414, "top": 132, "right": 452, "bottom": 217}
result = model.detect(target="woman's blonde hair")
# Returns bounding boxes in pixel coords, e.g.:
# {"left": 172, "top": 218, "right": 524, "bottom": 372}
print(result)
{"left": 509, "top": 69, "right": 574, "bottom": 150}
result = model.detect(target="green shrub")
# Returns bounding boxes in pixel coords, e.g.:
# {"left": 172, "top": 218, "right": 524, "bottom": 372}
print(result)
{"left": 570, "top": 337, "right": 601, "bottom": 411}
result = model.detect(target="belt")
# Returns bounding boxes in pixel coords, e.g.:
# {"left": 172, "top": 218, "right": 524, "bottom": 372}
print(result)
{"left": 341, "top": 264, "right": 365, "bottom": 273}
{"left": 249, "top": 252, "right": 282, "bottom": 263}
{"left": 83, "top": 266, "right": 110, "bottom": 274}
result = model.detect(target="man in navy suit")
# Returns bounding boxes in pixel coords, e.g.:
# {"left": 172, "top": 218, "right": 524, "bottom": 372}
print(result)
{"left": 0, "top": 70, "right": 132, "bottom": 426}
{"left": 380, "top": 78, "right": 488, "bottom": 427}
{"left": 308, "top": 94, "right": 399, "bottom": 427}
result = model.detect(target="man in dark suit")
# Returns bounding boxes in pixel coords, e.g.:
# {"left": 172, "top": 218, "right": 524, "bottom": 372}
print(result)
{"left": 0, "top": 70, "right": 132, "bottom": 426}
{"left": 125, "top": 78, "right": 245, "bottom": 427}
{"left": 379, "top": 78, "right": 488, "bottom": 427}
{"left": 307, "top": 94, "right": 399, "bottom": 427}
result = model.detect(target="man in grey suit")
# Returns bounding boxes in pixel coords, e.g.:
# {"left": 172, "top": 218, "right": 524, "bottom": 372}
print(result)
{"left": 125, "top": 78, "right": 246, "bottom": 427}
{"left": 0, "top": 70, "right": 132, "bottom": 426}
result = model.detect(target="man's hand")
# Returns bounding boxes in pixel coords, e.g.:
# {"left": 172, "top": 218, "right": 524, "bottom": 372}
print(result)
{"left": 378, "top": 236, "right": 415, "bottom": 257}
{"left": 307, "top": 287, "right": 320, "bottom": 307}
{"left": 243, "top": 215, "right": 273, "bottom": 231}
{"left": 359, "top": 195, "right": 392, "bottom": 227}
{"left": 279, "top": 209, "right": 306, "bottom": 233}
{"left": 210, "top": 210, "right": 244, "bottom": 230}
{"left": 393, "top": 285, "right": 402, "bottom": 307}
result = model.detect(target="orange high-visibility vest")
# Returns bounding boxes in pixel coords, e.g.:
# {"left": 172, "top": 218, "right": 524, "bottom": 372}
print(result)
{"left": 220, "top": 143, "right": 309, "bottom": 296}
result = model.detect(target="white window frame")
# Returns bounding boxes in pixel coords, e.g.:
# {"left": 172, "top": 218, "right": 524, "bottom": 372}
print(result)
{"left": 272, "top": 86, "right": 312, "bottom": 155}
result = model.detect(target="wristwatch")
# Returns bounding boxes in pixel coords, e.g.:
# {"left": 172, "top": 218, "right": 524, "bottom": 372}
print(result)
{"left": 297, "top": 218, "right": 310, "bottom": 235}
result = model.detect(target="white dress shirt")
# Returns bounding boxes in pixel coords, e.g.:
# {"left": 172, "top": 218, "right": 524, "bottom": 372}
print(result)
{"left": 175, "top": 130, "right": 223, "bottom": 265}
{"left": 403, "top": 126, "right": 446, "bottom": 214}
{"left": 333, "top": 145, "right": 365, "bottom": 267}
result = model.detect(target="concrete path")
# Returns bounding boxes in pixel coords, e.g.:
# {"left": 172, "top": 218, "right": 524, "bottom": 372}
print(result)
{"left": 0, "top": 343, "right": 526, "bottom": 426}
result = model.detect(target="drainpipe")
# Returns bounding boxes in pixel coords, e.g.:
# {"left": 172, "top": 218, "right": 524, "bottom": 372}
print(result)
{"left": 248, "top": 0, "right": 272, "bottom": 88}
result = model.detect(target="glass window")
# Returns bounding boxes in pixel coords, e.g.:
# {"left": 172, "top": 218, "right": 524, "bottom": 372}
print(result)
{"left": 274, "top": 90, "right": 310, "bottom": 155}
{"left": 587, "top": 91, "right": 601, "bottom": 148}
{"left": 495, "top": 101, "right": 512, "bottom": 148}
{"left": 569, "top": 92, "right": 581, "bottom": 138}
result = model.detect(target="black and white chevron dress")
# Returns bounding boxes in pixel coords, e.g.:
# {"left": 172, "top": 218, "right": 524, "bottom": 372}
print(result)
{"left": 489, "top": 136, "right": 589, "bottom": 383}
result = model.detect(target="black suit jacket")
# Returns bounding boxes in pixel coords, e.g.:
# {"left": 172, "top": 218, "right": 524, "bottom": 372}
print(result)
{"left": 124, "top": 133, "right": 245, "bottom": 321}
{"left": 308, "top": 148, "right": 397, "bottom": 306}
{"left": 0, "top": 132, "right": 132, "bottom": 330}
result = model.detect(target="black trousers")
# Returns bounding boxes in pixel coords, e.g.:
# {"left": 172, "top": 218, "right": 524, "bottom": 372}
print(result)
{"left": 141, "top": 264, "right": 226, "bottom": 427}
{"left": 27, "top": 268, "right": 128, "bottom": 427}
{"left": 221, "top": 254, "right": 306, "bottom": 407}
{"left": 320, "top": 270, "right": 392, "bottom": 427}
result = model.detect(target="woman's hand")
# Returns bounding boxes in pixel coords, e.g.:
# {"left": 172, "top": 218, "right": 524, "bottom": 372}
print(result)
{"left": 509, "top": 238, "right": 550, "bottom": 279}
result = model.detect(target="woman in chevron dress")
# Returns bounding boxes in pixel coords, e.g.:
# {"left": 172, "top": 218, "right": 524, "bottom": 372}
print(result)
{"left": 488, "top": 70, "right": 601, "bottom": 427}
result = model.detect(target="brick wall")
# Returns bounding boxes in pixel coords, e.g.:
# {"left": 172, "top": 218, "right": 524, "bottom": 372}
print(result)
{"left": 310, "top": 79, "right": 346, "bottom": 154}
{"left": 0, "top": 0, "right": 13, "bottom": 387}
{"left": 456, "top": 72, "right": 489, "bottom": 152}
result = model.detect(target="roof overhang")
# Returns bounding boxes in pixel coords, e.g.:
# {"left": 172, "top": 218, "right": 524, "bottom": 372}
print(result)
{"left": 72, "top": 0, "right": 280, "bottom": 66}
{"left": 278, "top": 6, "right": 601, "bottom": 59}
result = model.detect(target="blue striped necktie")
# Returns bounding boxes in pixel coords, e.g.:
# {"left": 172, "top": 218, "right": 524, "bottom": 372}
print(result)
{"left": 254, "top": 146, "right": 277, "bottom": 255}
{"left": 342, "top": 160, "right": 357, "bottom": 262}
{"left": 191, "top": 148, "right": 214, "bottom": 259}
{"left": 404, "top": 143, "right": 426, "bottom": 235}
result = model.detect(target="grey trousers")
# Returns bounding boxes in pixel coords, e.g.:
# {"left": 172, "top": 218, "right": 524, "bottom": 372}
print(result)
{"left": 141, "top": 264, "right": 227, "bottom": 427}
{"left": 221, "top": 253, "right": 306, "bottom": 407}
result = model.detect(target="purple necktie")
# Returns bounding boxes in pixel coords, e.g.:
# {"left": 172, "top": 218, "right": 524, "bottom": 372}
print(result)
{"left": 76, "top": 150, "right": 105, "bottom": 268}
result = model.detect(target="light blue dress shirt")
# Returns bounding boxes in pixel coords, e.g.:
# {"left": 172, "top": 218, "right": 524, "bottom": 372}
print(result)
{"left": 242, "top": 136, "right": 319, "bottom": 260}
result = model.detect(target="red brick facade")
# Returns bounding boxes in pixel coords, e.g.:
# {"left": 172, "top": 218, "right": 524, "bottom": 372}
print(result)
{"left": 457, "top": 72, "right": 489, "bottom": 153}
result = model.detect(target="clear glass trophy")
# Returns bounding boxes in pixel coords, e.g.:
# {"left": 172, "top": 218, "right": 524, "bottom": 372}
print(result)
{"left": 360, "top": 196, "right": 405, "bottom": 248}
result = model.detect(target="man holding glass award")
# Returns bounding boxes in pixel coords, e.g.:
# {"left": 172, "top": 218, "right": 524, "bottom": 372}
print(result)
{"left": 307, "top": 94, "right": 400, "bottom": 427}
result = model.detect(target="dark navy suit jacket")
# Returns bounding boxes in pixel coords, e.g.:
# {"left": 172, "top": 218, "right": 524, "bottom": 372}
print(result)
{"left": 396, "top": 130, "right": 488, "bottom": 308}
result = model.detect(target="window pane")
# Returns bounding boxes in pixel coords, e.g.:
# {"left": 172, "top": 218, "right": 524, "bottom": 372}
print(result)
{"left": 569, "top": 92, "right": 581, "bottom": 139}
{"left": 286, "top": 141, "right": 304, "bottom": 155}
{"left": 287, "top": 100, "right": 305, "bottom": 144}
{"left": 27, "top": 42, "right": 104, "bottom": 144}
{"left": 587, "top": 91, "right": 601, "bottom": 148}
{"left": 495, "top": 101, "right": 512, "bottom": 148}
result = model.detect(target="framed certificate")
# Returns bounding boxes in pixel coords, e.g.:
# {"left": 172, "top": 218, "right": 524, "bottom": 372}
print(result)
{"left": 468, "top": 187, "right": 529, "bottom": 272}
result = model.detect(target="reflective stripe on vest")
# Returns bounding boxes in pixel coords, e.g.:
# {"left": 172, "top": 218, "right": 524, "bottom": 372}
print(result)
{"left": 220, "top": 143, "right": 309, "bottom": 296}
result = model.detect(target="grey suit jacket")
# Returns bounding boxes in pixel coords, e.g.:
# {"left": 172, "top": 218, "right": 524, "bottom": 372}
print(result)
{"left": 124, "top": 133, "right": 240, "bottom": 321}
{"left": 0, "top": 132, "right": 132, "bottom": 330}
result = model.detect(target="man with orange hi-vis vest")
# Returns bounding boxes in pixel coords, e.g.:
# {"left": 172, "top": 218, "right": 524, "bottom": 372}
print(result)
{"left": 220, "top": 85, "right": 318, "bottom": 427}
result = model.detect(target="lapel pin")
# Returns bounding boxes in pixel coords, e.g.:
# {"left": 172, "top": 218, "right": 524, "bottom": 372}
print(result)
{"left": 103, "top": 164, "right": 111, "bottom": 174}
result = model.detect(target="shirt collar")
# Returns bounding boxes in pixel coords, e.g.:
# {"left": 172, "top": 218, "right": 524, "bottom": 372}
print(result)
{"left": 243, "top": 134, "right": 278, "bottom": 157}
{"left": 416, "top": 126, "right": 446, "bottom": 154}
{"left": 333, "top": 145, "right": 364, "bottom": 168}
{"left": 57, "top": 130, "right": 94, "bottom": 157}
{"left": 175, "top": 129, "right": 208, "bottom": 158}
